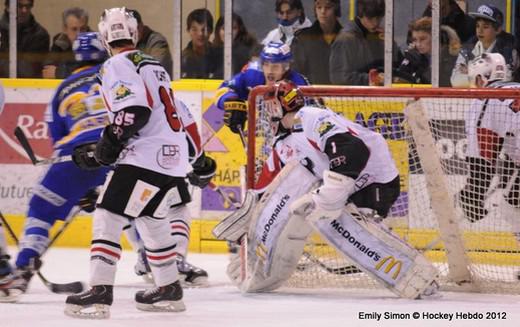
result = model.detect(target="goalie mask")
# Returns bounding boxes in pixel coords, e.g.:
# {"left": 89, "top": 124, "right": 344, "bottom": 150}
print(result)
{"left": 265, "top": 80, "right": 305, "bottom": 135}
{"left": 468, "top": 53, "right": 508, "bottom": 87}
{"left": 98, "top": 7, "right": 138, "bottom": 53}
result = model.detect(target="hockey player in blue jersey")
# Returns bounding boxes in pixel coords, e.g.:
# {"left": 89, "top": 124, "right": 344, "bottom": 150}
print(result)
{"left": 215, "top": 41, "right": 309, "bottom": 134}
{"left": 0, "top": 32, "right": 110, "bottom": 303}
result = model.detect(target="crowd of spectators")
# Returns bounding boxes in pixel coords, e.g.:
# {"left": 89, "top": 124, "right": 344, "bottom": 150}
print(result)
{"left": 1, "top": 0, "right": 520, "bottom": 87}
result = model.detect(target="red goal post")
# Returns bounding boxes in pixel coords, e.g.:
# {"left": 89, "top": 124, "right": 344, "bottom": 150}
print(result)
{"left": 246, "top": 85, "right": 520, "bottom": 293}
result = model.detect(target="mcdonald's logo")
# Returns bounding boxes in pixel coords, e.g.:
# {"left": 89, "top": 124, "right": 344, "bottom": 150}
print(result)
{"left": 375, "top": 256, "right": 402, "bottom": 280}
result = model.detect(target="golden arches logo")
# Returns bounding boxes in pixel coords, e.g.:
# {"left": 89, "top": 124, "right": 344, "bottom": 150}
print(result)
{"left": 375, "top": 256, "right": 402, "bottom": 280}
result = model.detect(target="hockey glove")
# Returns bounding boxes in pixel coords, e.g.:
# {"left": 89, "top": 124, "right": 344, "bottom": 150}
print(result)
{"left": 72, "top": 143, "right": 101, "bottom": 170}
{"left": 95, "top": 125, "right": 124, "bottom": 166}
{"left": 188, "top": 154, "right": 217, "bottom": 189}
{"left": 77, "top": 188, "right": 99, "bottom": 213}
{"left": 223, "top": 100, "right": 247, "bottom": 134}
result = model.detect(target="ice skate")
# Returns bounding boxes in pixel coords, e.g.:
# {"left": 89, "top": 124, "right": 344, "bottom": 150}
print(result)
{"left": 176, "top": 255, "right": 208, "bottom": 287}
{"left": 135, "top": 280, "right": 185, "bottom": 312}
{"left": 134, "top": 248, "right": 153, "bottom": 283}
{"left": 64, "top": 285, "right": 113, "bottom": 319}
{"left": 0, "top": 256, "right": 24, "bottom": 303}
{"left": 0, "top": 256, "right": 41, "bottom": 302}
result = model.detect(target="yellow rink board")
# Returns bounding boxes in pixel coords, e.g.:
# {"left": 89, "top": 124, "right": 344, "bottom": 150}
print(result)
{"left": 3, "top": 214, "right": 519, "bottom": 266}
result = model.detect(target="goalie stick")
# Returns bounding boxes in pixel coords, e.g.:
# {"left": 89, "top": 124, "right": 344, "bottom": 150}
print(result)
{"left": 13, "top": 126, "right": 72, "bottom": 165}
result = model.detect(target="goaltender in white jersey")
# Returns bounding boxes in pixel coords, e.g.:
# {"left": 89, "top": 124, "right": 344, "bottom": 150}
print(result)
{"left": 214, "top": 80, "right": 440, "bottom": 299}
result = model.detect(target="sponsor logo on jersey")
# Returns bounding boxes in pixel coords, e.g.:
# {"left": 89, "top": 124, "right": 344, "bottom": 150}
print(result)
{"left": 330, "top": 219, "right": 381, "bottom": 261}
{"left": 375, "top": 255, "right": 402, "bottom": 280}
{"left": 156, "top": 144, "right": 180, "bottom": 169}
{"left": 261, "top": 194, "right": 290, "bottom": 243}
{"left": 316, "top": 121, "right": 334, "bottom": 136}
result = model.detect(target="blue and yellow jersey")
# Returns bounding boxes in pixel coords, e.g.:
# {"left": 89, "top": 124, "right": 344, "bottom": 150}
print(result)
{"left": 214, "top": 60, "right": 309, "bottom": 110}
{"left": 44, "top": 64, "right": 109, "bottom": 151}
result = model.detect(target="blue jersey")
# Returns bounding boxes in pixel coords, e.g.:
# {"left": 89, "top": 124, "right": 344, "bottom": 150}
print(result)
{"left": 215, "top": 60, "right": 309, "bottom": 110}
{"left": 45, "top": 64, "right": 109, "bottom": 152}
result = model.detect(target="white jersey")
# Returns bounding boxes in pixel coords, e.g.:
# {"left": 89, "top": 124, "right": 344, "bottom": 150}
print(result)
{"left": 100, "top": 50, "right": 201, "bottom": 177}
{"left": 255, "top": 106, "right": 399, "bottom": 192}
{"left": 465, "top": 82, "right": 520, "bottom": 161}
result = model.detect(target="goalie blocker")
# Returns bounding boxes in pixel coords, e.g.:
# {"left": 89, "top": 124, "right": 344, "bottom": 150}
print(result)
{"left": 215, "top": 161, "right": 439, "bottom": 299}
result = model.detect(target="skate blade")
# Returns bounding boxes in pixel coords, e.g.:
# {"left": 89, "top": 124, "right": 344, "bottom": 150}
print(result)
{"left": 0, "top": 288, "right": 23, "bottom": 303}
{"left": 136, "top": 299, "right": 186, "bottom": 312}
{"left": 180, "top": 275, "right": 209, "bottom": 288}
{"left": 64, "top": 303, "right": 110, "bottom": 319}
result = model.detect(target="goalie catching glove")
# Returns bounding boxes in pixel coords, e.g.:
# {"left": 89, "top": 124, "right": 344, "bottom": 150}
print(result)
{"left": 188, "top": 153, "right": 217, "bottom": 188}
{"left": 223, "top": 99, "right": 247, "bottom": 134}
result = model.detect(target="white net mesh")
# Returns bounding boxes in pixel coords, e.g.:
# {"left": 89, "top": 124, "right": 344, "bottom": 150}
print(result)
{"left": 247, "top": 86, "right": 520, "bottom": 294}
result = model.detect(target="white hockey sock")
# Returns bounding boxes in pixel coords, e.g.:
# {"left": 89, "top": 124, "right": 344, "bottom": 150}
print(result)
{"left": 136, "top": 216, "right": 179, "bottom": 286}
{"left": 89, "top": 208, "right": 126, "bottom": 286}
{"left": 169, "top": 206, "right": 191, "bottom": 258}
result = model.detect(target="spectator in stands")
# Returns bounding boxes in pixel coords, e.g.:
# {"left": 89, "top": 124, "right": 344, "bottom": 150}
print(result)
{"left": 213, "top": 13, "right": 259, "bottom": 78}
{"left": 422, "top": 0, "right": 475, "bottom": 44}
{"left": 451, "top": 4, "right": 518, "bottom": 87}
{"left": 291, "top": 0, "right": 342, "bottom": 85}
{"left": 396, "top": 17, "right": 460, "bottom": 87}
{"left": 42, "top": 7, "right": 89, "bottom": 79}
{"left": 181, "top": 8, "right": 219, "bottom": 79}
{"left": 262, "top": 0, "right": 311, "bottom": 47}
{"left": 329, "top": 0, "right": 400, "bottom": 86}
{"left": 0, "top": 0, "right": 49, "bottom": 78}
{"left": 127, "top": 9, "right": 172, "bottom": 78}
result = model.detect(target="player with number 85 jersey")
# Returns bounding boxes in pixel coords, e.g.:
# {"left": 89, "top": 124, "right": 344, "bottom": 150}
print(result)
{"left": 65, "top": 7, "right": 216, "bottom": 319}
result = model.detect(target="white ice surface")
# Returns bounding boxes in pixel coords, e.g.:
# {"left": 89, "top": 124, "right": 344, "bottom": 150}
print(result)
{"left": 1, "top": 247, "right": 520, "bottom": 327}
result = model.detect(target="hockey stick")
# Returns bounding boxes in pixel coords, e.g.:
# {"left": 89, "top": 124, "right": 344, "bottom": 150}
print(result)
{"left": 13, "top": 126, "right": 72, "bottom": 165}
{"left": 237, "top": 126, "right": 247, "bottom": 151}
{"left": 0, "top": 209, "right": 84, "bottom": 294}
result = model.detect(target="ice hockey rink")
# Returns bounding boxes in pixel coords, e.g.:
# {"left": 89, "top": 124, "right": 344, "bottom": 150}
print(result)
{"left": 1, "top": 247, "right": 520, "bottom": 327}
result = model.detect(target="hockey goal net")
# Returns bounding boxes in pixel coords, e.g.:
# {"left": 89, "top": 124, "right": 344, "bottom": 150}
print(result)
{"left": 246, "top": 85, "right": 520, "bottom": 294}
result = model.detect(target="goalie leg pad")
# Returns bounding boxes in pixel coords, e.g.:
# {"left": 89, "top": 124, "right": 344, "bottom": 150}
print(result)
{"left": 308, "top": 205, "right": 439, "bottom": 299}
{"left": 241, "top": 212, "right": 313, "bottom": 292}
{"left": 212, "top": 190, "right": 257, "bottom": 242}
{"left": 232, "top": 161, "right": 320, "bottom": 292}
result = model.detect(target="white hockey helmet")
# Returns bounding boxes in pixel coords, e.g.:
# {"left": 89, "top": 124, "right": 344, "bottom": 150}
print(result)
{"left": 468, "top": 53, "right": 508, "bottom": 87}
{"left": 98, "top": 7, "right": 138, "bottom": 52}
